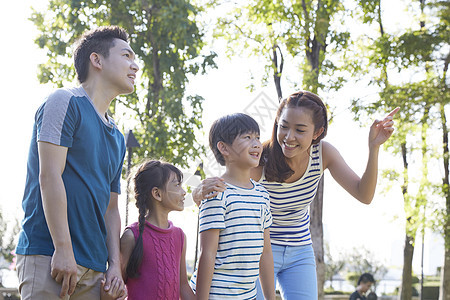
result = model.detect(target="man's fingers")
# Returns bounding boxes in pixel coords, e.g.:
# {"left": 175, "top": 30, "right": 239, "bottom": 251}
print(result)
{"left": 68, "top": 273, "right": 77, "bottom": 295}
{"left": 52, "top": 271, "right": 60, "bottom": 282}
{"left": 103, "top": 274, "right": 113, "bottom": 291}
{"left": 110, "top": 277, "right": 120, "bottom": 294}
{"left": 60, "top": 275, "right": 70, "bottom": 298}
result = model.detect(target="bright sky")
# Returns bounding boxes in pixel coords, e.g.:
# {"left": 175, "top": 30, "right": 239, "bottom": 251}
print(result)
{"left": 0, "top": 0, "right": 445, "bottom": 290}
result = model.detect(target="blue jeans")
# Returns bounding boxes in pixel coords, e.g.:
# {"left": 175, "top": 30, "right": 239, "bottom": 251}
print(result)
{"left": 256, "top": 244, "right": 317, "bottom": 300}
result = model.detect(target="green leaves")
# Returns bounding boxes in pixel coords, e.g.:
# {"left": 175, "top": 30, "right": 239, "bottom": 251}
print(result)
{"left": 351, "top": 0, "right": 450, "bottom": 254}
{"left": 31, "top": 0, "right": 217, "bottom": 169}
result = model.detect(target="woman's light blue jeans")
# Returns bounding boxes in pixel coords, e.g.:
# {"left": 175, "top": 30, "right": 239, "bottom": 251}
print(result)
{"left": 256, "top": 243, "right": 317, "bottom": 300}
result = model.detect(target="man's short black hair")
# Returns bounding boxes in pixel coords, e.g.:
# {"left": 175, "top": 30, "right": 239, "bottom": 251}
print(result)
{"left": 358, "top": 273, "right": 375, "bottom": 285}
{"left": 73, "top": 26, "right": 129, "bottom": 83}
{"left": 209, "top": 113, "right": 260, "bottom": 166}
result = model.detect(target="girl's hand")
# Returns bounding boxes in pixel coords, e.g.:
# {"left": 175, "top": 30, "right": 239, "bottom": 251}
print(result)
{"left": 368, "top": 107, "right": 400, "bottom": 148}
{"left": 192, "top": 177, "right": 227, "bottom": 206}
{"left": 101, "top": 276, "right": 127, "bottom": 300}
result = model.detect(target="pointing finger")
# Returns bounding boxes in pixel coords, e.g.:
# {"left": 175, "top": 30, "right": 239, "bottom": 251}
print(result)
{"left": 387, "top": 107, "right": 400, "bottom": 117}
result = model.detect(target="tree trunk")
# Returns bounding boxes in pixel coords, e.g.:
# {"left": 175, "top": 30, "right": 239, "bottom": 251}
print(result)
{"left": 440, "top": 241, "right": 450, "bottom": 300}
{"left": 399, "top": 141, "right": 414, "bottom": 300}
{"left": 311, "top": 177, "right": 325, "bottom": 300}
{"left": 399, "top": 233, "right": 415, "bottom": 300}
{"left": 439, "top": 103, "right": 450, "bottom": 300}
{"left": 272, "top": 44, "right": 283, "bottom": 100}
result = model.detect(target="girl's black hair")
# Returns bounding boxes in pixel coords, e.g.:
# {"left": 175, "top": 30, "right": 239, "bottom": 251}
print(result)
{"left": 209, "top": 113, "right": 260, "bottom": 166}
{"left": 261, "top": 91, "right": 328, "bottom": 182}
{"left": 125, "top": 160, "right": 183, "bottom": 278}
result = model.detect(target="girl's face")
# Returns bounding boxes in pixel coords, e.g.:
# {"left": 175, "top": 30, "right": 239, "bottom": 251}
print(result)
{"left": 277, "top": 107, "right": 323, "bottom": 159}
{"left": 160, "top": 172, "right": 186, "bottom": 212}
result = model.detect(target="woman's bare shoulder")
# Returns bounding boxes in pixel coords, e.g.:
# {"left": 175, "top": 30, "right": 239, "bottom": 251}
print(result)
{"left": 250, "top": 165, "right": 264, "bottom": 181}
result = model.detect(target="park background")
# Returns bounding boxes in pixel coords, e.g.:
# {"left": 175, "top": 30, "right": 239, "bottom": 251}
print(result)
{"left": 0, "top": 0, "right": 448, "bottom": 299}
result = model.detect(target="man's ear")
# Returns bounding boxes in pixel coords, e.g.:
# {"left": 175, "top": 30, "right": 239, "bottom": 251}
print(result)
{"left": 89, "top": 52, "right": 102, "bottom": 70}
{"left": 151, "top": 187, "right": 162, "bottom": 202}
{"left": 217, "top": 141, "right": 229, "bottom": 156}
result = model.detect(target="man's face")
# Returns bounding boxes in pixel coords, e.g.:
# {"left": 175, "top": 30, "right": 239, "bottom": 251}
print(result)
{"left": 101, "top": 38, "right": 139, "bottom": 95}
{"left": 360, "top": 281, "right": 373, "bottom": 293}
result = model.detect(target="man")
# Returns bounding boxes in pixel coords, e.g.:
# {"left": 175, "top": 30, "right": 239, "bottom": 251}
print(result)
{"left": 349, "top": 273, "right": 375, "bottom": 300}
{"left": 15, "top": 26, "right": 139, "bottom": 299}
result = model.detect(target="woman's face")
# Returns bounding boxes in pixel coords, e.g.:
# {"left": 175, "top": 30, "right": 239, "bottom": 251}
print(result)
{"left": 276, "top": 107, "right": 322, "bottom": 159}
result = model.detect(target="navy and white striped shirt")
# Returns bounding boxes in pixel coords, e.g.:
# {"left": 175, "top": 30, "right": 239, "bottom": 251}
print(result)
{"left": 190, "top": 179, "right": 272, "bottom": 299}
{"left": 260, "top": 141, "right": 323, "bottom": 246}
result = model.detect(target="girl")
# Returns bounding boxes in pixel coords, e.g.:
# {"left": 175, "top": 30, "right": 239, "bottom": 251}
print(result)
{"left": 120, "top": 160, "right": 195, "bottom": 300}
{"left": 193, "top": 91, "right": 399, "bottom": 299}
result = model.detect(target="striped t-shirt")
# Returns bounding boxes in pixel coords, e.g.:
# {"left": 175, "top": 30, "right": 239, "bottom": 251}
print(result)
{"left": 260, "top": 141, "right": 323, "bottom": 246}
{"left": 190, "top": 179, "right": 272, "bottom": 299}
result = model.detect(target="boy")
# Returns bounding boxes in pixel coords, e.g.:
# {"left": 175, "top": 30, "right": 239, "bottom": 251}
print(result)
{"left": 15, "top": 26, "right": 139, "bottom": 299}
{"left": 190, "top": 113, "right": 276, "bottom": 299}
{"left": 349, "top": 273, "right": 375, "bottom": 300}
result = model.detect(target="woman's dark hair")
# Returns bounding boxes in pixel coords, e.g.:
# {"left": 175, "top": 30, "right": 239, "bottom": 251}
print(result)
{"left": 126, "top": 160, "right": 183, "bottom": 278}
{"left": 262, "top": 91, "right": 328, "bottom": 182}
{"left": 209, "top": 113, "right": 260, "bottom": 166}
{"left": 73, "top": 26, "right": 129, "bottom": 83}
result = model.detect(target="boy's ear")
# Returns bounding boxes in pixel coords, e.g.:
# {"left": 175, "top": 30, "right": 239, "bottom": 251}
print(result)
{"left": 89, "top": 52, "right": 103, "bottom": 70}
{"left": 151, "top": 187, "right": 162, "bottom": 202}
{"left": 217, "top": 141, "right": 229, "bottom": 156}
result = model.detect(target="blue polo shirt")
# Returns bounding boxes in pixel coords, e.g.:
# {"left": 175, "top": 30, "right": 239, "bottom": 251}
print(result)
{"left": 16, "top": 86, "right": 126, "bottom": 272}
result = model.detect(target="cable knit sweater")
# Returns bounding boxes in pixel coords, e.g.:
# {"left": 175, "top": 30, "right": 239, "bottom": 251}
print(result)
{"left": 125, "top": 220, "right": 184, "bottom": 300}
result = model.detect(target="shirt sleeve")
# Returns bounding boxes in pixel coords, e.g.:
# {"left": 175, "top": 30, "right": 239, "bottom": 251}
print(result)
{"left": 198, "top": 192, "right": 226, "bottom": 232}
{"left": 36, "top": 89, "right": 78, "bottom": 147}
{"left": 110, "top": 139, "right": 125, "bottom": 194}
{"left": 263, "top": 203, "right": 273, "bottom": 229}
{"left": 258, "top": 185, "right": 272, "bottom": 229}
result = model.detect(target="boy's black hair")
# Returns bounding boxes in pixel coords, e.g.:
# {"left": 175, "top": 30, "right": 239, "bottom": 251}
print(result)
{"left": 209, "top": 113, "right": 260, "bottom": 166}
{"left": 357, "top": 273, "right": 375, "bottom": 285}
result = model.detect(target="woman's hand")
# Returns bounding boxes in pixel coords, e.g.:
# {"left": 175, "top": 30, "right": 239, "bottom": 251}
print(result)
{"left": 192, "top": 177, "right": 227, "bottom": 206}
{"left": 368, "top": 107, "right": 400, "bottom": 148}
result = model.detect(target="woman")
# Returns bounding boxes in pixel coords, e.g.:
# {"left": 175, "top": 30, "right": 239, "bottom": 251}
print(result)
{"left": 193, "top": 91, "right": 398, "bottom": 299}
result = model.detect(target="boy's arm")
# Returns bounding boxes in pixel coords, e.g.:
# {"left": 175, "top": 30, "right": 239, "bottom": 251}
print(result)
{"left": 195, "top": 229, "right": 220, "bottom": 300}
{"left": 259, "top": 228, "right": 275, "bottom": 300}
{"left": 180, "top": 233, "right": 195, "bottom": 300}
{"left": 38, "top": 141, "right": 77, "bottom": 298}
{"left": 104, "top": 192, "right": 126, "bottom": 300}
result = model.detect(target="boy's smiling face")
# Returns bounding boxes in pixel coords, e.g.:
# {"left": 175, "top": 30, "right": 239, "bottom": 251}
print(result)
{"left": 223, "top": 131, "right": 262, "bottom": 168}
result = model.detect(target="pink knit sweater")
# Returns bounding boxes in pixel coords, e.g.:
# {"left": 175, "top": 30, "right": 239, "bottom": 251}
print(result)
{"left": 125, "top": 220, "right": 184, "bottom": 300}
